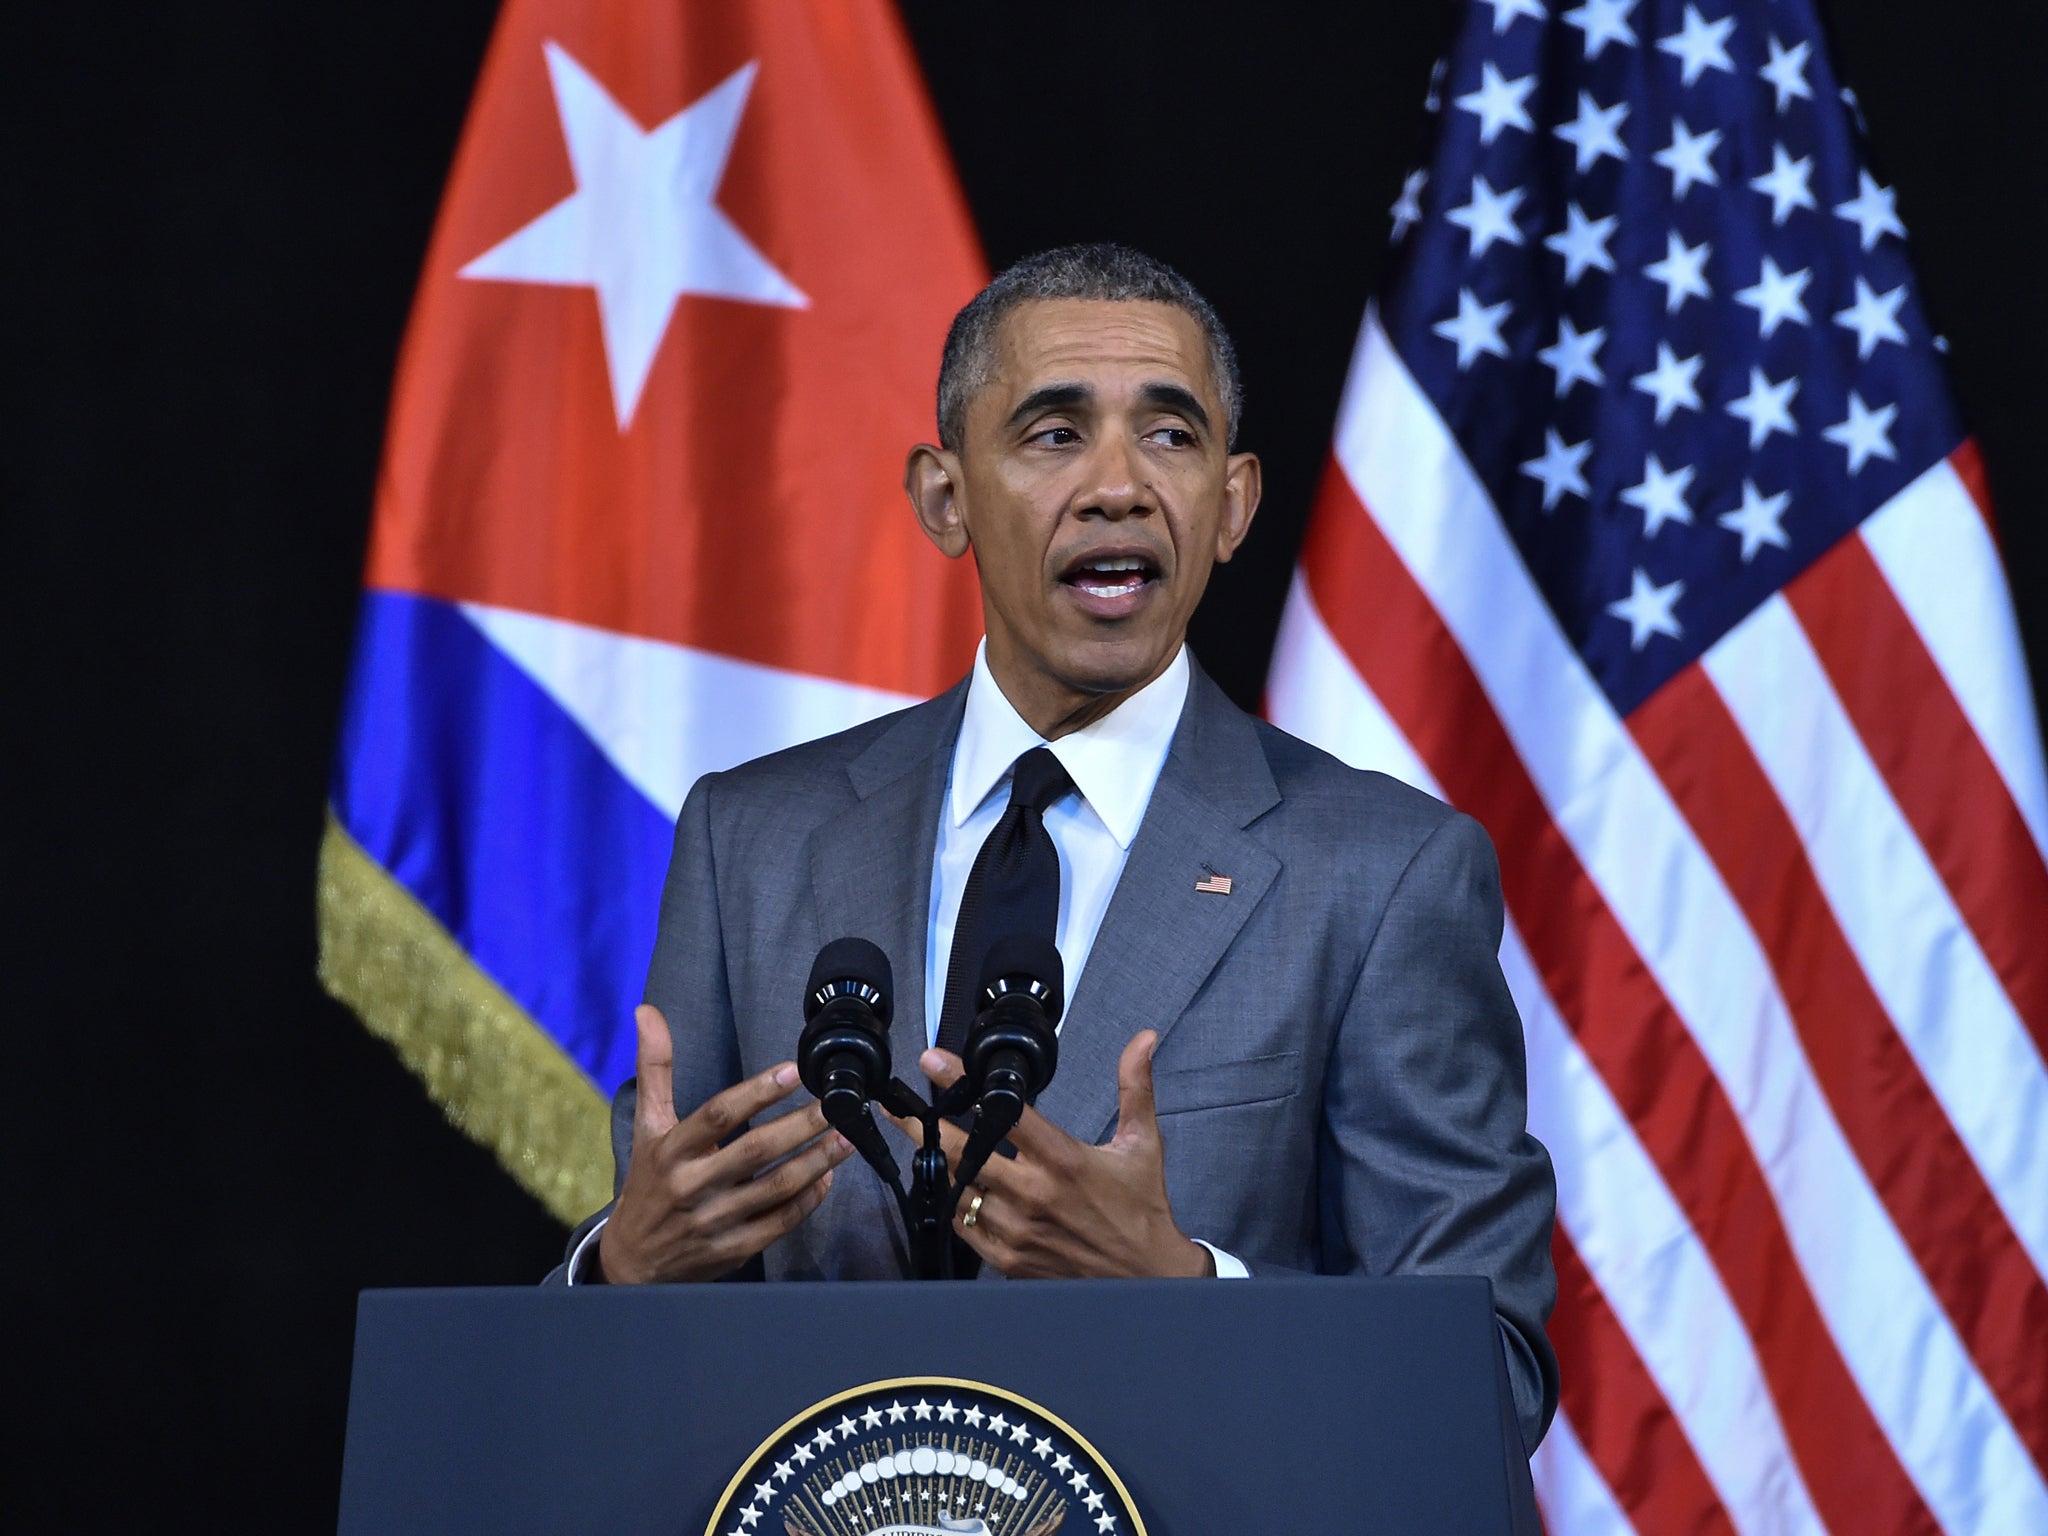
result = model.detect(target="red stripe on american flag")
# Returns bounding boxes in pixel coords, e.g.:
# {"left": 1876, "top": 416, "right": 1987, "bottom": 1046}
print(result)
{"left": 1300, "top": 460, "right": 1941, "bottom": 1536}
{"left": 1632, "top": 664, "right": 2048, "bottom": 1477}
{"left": 1550, "top": 1228, "right": 1733, "bottom": 1536}
{"left": 1785, "top": 533, "right": 2048, "bottom": 1072}
{"left": 1948, "top": 440, "right": 1995, "bottom": 535}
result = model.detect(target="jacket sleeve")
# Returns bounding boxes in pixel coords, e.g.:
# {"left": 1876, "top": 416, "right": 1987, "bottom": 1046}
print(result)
{"left": 1311, "top": 809, "right": 1560, "bottom": 1451}
{"left": 541, "top": 773, "right": 749, "bottom": 1285}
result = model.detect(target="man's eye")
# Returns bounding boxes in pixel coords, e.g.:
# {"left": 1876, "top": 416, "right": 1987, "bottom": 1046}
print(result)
{"left": 1146, "top": 426, "right": 1195, "bottom": 447}
{"left": 1031, "top": 426, "right": 1080, "bottom": 446}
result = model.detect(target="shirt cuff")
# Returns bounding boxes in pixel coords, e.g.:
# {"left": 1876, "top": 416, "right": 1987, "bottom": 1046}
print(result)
{"left": 1193, "top": 1239, "right": 1249, "bottom": 1278}
{"left": 566, "top": 1215, "right": 609, "bottom": 1286}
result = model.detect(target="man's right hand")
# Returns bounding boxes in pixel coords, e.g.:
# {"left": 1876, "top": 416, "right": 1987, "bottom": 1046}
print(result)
{"left": 598, "top": 1004, "right": 854, "bottom": 1284}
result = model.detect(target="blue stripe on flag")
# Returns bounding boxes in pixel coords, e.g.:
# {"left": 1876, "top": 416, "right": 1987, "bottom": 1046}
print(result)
{"left": 331, "top": 589, "right": 671, "bottom": 1093}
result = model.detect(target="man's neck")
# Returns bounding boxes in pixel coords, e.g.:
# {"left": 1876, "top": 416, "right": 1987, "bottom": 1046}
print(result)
{"left": 983, "top": 647, "right": 1184, "bottom": 741}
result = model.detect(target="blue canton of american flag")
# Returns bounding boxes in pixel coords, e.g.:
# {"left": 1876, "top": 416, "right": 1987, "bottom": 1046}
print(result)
{"left": 1269, "top": 2, "right": 2048, "bottom": 1534}
{"left": 1386, "top": 0, "right": 1952, "bottom": 714}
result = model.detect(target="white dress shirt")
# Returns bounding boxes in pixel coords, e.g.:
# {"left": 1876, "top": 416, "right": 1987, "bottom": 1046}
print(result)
{"left": 570, "top": 641, "right": 1244, "bottom": 1281}
{"left": 927, "top": 641, "right": 1245, "bottom": 1279}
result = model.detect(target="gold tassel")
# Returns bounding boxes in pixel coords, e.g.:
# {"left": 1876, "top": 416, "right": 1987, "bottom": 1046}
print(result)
{"left": 316, "top": 812, "right": 612, "bottom": 1226}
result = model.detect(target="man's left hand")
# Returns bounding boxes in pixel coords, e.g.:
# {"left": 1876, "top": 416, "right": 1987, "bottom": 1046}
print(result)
{"left": 904, "top": 1029, "right": 1213, "bottom": 1279}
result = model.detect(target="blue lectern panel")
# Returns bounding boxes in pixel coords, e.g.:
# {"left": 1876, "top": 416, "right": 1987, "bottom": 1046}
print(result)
{"left": 340, "top": 1276, "right": 1536, "bottom": 1535}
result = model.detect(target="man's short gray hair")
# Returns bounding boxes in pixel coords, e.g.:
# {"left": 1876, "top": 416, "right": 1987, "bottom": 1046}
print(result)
{"left": 936, "top": 243, "right": 1242, "bottom": 453}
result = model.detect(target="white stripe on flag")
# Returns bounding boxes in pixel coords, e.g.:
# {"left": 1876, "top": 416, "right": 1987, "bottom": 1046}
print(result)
{"left": 1333, "top": 310, "right": 2015, "bottom": 1535}
{"left": 1707, "top": 594, "right": 2048, "bottom": 1279}
{"left": 1860, "top": 460, "right": 2048, "bottom": 859}
{"left": 462, "top": 602, "right": 916, "bottom": 819}
{"left": 1531, "top": 1410, "right": 1640, "bottom": 1536}
{"left": 1271, "top": 581, "right": 1824, "bottom": 1536}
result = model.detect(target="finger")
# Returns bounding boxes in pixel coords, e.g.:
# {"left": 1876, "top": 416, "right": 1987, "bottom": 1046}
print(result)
{"left": 1111, "top": 1029, "right": 1161, "bottom": 1147}
{"left": 671, "top": 1060, "right": 803, "bottom": 1156}
{"left": 703, "top": 1133, "right": 853, "bottom": 1225}
{"left": 998, "top": 1102, "right": 1070, "bottom": 1158}
{"left": 918, "top": 1048, "right": 966, "bottom": 1091}
{"left": 960, "top": 1133, "right": 1027, "bottom": 1194}
{"left": 632, "top": 1005, "right": 678, "bottom": 1137}
{"left": 954, "top": 1183, "right": 1001, "bottom": 1247}
{"left": 707, "top": 1168, "right": 838, "bottom": 1271}
{"left": 702, "top": 1102, "right": 835, "bottom": 1186}
{"left": 953, "top": 1186, "right": 1022, "bottom": 1275}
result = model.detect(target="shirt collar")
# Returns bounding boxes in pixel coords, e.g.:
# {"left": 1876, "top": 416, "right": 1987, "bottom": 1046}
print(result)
{"left": 949, "top": 641, "right": 1191, "bottom": 849}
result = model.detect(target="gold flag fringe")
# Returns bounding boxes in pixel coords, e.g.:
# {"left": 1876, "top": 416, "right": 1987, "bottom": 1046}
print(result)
{"left": 316, "top": 812, "right": 612, "bottom": 1226}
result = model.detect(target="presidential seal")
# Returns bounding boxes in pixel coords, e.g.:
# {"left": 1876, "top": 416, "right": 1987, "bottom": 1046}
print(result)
{"left": 704, "top": 1376, "right": 1146, "bottom": 1536}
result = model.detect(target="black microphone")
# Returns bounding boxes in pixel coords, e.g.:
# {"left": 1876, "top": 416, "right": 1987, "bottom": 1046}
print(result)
{"left": 953, "top": 933, "right": 1063, "bottom": 1194}
{"left": 798, "top": 938, "right": 895, "bottom": 1127}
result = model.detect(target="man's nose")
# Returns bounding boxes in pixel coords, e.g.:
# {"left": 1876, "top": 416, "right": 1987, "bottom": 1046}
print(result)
{"left": 1075, "top": 433, "right": 1154, "bottom": 520}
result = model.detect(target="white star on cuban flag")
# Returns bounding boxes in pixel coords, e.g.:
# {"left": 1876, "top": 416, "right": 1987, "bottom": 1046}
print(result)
{"left": 460, "top": 43, "right": 806, "bottom": 430}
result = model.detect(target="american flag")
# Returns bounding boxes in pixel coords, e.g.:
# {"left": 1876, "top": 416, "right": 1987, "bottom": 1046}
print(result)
{"left": 1266, "top": 2, "right": 2048, "bottom": 1531}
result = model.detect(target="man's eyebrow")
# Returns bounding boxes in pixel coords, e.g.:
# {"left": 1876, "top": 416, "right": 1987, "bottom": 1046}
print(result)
{"left": 1004, "top": 383, "right": 1092, "bottom": 431}
{"left": 1139, "top": 382, "right": 1212, "bottom": 434}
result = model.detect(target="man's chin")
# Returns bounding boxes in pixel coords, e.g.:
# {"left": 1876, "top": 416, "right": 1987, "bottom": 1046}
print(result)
{"left": 983, "top": 622, "right": 1188, "bottom": 733}
{"left": 1053, "top": 634, "right": 1180, "bottom": 701}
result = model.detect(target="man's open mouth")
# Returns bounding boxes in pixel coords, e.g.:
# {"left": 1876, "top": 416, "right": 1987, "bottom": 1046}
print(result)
{"left": 1060, "top": 552, "right": 1161, "bottom": 600}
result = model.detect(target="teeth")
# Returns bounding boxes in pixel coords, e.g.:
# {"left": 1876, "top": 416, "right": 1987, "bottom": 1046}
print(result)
{"left": 1085, "top": 557, "right": 1146, "bottom": 572}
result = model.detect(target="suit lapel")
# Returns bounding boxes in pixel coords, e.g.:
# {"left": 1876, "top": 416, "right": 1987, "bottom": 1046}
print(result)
{"left": 1032, "top": 664, "right": 1282, "bottom": 1145}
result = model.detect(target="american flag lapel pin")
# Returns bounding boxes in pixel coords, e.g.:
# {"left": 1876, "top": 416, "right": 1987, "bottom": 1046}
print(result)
{"left": 1194, "top": 869, "right": 1233, "bottom": 895}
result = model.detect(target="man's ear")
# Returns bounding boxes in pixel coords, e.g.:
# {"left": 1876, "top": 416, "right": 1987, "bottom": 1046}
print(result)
{"left": 1213, "top": 451, "right": 1264, "bottom": 564}
{"left": 905, "top": 444, "right": 971, "bottom": 559}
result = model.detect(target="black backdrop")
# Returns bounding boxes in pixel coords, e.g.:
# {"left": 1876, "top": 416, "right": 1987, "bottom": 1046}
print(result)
{"left": 12, "top": 2, "right": 2045, "bottom": 1526}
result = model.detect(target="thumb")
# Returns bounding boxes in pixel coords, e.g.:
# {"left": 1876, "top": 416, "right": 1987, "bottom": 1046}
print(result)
{"left": 1112, "top": 1030, "right": 1160, "bottom": 1148}
{"left": 918, "top": 1048, "right": 967, "bottom": 1091}
{"left": 632, "top": 1004, "right": 678, "bottom": 1137}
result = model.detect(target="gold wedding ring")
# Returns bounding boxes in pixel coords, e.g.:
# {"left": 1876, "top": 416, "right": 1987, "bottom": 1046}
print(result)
{"left": 961, "top": 1188, "right": 987, "bottom": 1229}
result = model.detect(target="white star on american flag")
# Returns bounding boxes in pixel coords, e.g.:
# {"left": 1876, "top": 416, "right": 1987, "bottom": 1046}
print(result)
{"left": 1605, "top": 567, "right": 1685, "bottom": 649}
{"left": 1717, "top": 479, "right": 1793, "bottom": 562}
{"left": 1823, "top": 392, "right": 1900, "bottom": 474}
{"left": 1657, "top": 4, "right": 1736, "bottom": 86}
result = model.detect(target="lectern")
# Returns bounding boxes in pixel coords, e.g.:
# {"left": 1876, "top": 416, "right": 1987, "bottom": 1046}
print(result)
{"left": 339, "top": 1276, "right": 1539, "bottom": 1534}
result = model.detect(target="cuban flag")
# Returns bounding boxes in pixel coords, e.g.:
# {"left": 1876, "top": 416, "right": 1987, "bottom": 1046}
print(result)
{"left": 1268, "top": 1, "right": 2048, "bottom": 1531}
{"left": 319, "top": 0, "right": 985, "bottom": 1222}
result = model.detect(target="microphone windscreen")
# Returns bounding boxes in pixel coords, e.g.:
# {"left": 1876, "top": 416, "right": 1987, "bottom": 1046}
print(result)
{"left": 978, "top": 933, "right": 1064, "bottom": 1026}
{"left": 806, "top": 937, "right": 895, "bottom": 1024}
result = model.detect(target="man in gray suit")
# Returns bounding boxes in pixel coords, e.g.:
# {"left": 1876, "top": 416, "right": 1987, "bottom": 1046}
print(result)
{"left": 553, "top": 245, "right": 1559, "bottom": 1450}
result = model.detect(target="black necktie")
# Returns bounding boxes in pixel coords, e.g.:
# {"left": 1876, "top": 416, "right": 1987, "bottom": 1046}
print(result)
{"left": 936, "top": 747, "right": 1074, "bottom": 1057}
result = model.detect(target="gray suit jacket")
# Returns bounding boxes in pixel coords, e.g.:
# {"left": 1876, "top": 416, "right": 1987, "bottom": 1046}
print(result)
{"left": 552, "top": 660, "right": 1559, "bottom": 1448}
